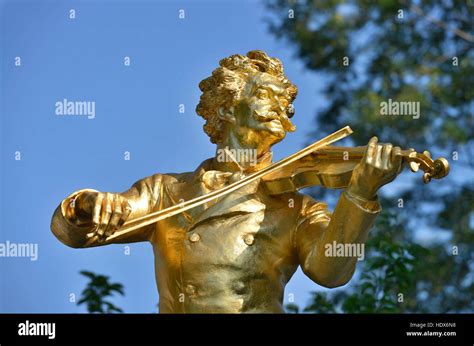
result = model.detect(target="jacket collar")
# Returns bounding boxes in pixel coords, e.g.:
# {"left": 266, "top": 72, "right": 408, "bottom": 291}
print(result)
{"left": 164, "top": 157, "right": 266, "bottom": 227}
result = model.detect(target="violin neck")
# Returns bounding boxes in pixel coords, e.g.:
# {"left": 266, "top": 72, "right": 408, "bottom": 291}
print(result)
{"left": 314, "top": 146, "right": 413, "bottom": 160}
{"left": 313, "top": 146, "right": 365, "bottom": 160}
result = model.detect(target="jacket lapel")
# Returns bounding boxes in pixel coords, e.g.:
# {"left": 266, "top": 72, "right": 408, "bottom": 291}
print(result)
{"left": 191, "top": 180, "right": 265, "bottom": 227}
{"left": 164, "top": 158, "right": 266, "bottom": 229}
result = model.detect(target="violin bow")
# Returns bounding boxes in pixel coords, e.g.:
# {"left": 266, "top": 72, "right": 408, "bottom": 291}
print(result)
{"left": 85, "top": 126, "right": 354, "bottom": 246}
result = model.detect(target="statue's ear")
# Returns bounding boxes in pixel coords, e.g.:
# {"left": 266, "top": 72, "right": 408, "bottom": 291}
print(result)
{"left": 218, "top": 106, "right": 236, "bottom": 124}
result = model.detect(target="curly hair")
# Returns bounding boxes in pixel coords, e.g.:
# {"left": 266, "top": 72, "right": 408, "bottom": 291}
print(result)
{"left": 196, "top": 50, "right": 298, "bottom": 144}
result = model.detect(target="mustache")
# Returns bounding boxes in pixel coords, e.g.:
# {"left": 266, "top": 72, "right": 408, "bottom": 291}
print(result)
{"left": 253, "top": 110, "right": 280, "bottom": 122}
{"left": 253, "top": 110, "right": 296, "bottom": 132}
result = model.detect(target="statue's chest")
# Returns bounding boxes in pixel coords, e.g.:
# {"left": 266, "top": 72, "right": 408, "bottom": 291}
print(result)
{"left": 151, "top": 190, "right": 296, "bottom": 270}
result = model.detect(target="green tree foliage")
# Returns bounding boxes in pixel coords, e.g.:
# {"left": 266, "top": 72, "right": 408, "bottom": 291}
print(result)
{"left": 266, "top": 0, "right": 474, "bottom": 312}
{"left": 303, "top": 211, "right": 429, "bottom": 313}
{"left": 77, "top": 271, "right": 125, "bottom": 313}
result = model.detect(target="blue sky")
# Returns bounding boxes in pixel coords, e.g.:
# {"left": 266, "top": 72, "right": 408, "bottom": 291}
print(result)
{"left": 0, "top": 0, "right": 361, "bottom": 312}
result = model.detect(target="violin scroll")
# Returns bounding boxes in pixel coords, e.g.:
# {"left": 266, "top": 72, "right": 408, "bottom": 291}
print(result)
{"left": 404, "top": 150, "right": 450, "bottom": 184}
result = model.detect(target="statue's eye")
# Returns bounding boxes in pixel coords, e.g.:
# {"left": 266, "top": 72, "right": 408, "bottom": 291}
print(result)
{"left": 256, "top": 89, "right": 269, "bottom": 99}
{"left": 288, "top": 104, "right": 295, "bottom": 118}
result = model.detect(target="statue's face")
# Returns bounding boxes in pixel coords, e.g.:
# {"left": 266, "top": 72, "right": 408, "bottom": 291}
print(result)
{"left": 222, "top": 73, "right": 295, "bottom": 152}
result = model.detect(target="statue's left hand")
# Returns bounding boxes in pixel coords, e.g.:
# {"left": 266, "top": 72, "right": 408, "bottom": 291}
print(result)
{"left": 346, "top": 136, "right": 403, "bottom": 200}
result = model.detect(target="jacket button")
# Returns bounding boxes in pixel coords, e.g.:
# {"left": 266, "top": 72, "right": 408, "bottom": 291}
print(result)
{"left": 243, "top": 234, "right": 254, "bottom": 246}
{"left": 189, "top": 233, "right": 200, "bottom": 243}
{"left": 185, "top": 284, "right": 196, "bottom": 295}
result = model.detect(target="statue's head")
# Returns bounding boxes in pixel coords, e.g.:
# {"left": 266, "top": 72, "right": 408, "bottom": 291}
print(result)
{"left": 196, "top": 50, "right": 297, "bottom": 153}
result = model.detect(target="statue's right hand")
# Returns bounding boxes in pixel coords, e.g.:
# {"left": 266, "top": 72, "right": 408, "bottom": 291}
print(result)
{"left": 75, "top": 191, "right": 132, "bottom": 238}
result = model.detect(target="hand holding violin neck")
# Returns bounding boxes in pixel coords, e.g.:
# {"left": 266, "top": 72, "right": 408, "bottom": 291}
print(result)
{"left": 314, "top": 144, "right": 450, "bottom": 184}
{"left": 262, "top": 138, "right": 450, "bottom": 195}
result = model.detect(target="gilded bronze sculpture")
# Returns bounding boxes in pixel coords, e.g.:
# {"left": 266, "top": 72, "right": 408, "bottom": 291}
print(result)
{"left": 51, "top": 50, "right": 449, "bottom": 313}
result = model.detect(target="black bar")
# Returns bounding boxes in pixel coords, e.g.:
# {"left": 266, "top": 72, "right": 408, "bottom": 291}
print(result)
{"left": 0, "top": 313, "right": 473, "bottom": 345}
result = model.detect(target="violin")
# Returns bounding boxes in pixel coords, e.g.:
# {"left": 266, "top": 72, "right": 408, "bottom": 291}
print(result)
{"left": 88, "top": 126, "right": 450, "bottom": 245}
{"left": 262, "top": 145, "right": 450, "bottom": 195}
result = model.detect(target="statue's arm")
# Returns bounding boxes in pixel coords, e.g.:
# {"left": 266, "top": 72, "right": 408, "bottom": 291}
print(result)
{"left": 294, "top": 191, "right": 381, "bottom": 288}
{"left": 51, "top": 174, "right": 163, "bottom": 248}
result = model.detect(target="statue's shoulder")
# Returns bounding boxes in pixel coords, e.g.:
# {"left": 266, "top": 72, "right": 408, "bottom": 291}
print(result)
{"left": 136, "top": 160, "right": 207, "bottom": 189}
{"left": 160, "top": 171, "right": 195, "bottom": 185}
{"left": 134, "top": 171, "right": 194, "bottom": 187}
{"left": 148, "top": 158, "right": 212, "bottom": 187}
{"left": 297, "top": 192, "right": 331, "bottom": 219}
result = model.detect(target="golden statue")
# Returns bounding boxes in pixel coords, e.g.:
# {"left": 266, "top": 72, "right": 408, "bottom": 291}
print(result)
{"left": 51, "top": 50, "right": 449, "bottom": 313}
